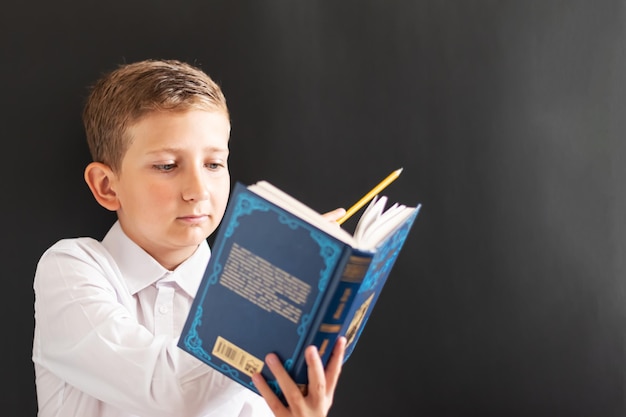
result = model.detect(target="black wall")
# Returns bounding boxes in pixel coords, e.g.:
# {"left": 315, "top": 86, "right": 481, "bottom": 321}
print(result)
{"left": 3, "top": 1, "right": 625, "bottom": 416}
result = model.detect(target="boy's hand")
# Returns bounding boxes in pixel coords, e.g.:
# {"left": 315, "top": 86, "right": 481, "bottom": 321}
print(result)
{"left": 321, "top": 208, "right": 346, "bottom": 224}
{"left": 252, "top": 337, "right": 347, "bottom": 417}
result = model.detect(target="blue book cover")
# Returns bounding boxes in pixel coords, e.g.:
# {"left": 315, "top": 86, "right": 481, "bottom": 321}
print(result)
{"left": 178, "top": 181, "right": 420, "bottom": 402}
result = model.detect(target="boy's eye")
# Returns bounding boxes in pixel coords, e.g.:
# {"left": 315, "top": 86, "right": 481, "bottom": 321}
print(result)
{"left": 206, "top": 162, "right": 225, "bottom": 170}
{"left": 154, "top": 163, "right": 176, "bottom": 171}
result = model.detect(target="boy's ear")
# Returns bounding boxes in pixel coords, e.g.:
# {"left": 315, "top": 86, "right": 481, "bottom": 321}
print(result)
{"left": 84, "top": 162, "right": 120, "bottom": 211}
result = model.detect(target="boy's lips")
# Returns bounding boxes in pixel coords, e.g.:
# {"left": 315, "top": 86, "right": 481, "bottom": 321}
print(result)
{"left": 178, "top": 214, "right": 209, "bottom": 224}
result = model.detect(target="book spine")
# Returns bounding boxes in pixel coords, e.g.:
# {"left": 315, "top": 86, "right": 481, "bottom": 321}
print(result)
{"left": 290, "top": 250, "right": 373, "bottom": 387}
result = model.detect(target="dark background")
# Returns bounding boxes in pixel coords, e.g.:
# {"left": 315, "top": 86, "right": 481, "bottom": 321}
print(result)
{"left": 2, "top": 1, "right": 625, "bottom": 416}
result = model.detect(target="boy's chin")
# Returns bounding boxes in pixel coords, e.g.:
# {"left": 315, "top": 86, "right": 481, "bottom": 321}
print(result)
{"left": 184, "top": 225, "right": 215, "bottom": 242}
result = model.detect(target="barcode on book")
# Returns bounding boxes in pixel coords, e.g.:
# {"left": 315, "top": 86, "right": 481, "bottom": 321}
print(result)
{"left": 212, "top": 336, "right": 265, "bottom": 377}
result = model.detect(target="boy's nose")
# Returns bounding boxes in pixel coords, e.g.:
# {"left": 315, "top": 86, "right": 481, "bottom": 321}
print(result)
{"left": 182, "top": 168, "right": 210, "bottom": 201}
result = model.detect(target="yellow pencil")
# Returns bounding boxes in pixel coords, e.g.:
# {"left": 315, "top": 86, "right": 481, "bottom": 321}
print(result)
{"left": 337, "top": 167, "right": 403, "bottom": 225}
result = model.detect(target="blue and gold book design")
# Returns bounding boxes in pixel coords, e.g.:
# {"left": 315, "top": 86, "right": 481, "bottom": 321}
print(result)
{"left": 178, "top": 181, "right": 420, "bottom": 402}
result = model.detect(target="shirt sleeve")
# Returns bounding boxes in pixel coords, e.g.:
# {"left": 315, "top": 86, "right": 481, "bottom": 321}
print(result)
{"left": 32, "top": 238, "right": 273, "bottom": 417}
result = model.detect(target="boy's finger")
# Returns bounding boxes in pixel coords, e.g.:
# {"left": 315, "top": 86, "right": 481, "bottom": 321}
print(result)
{"left": 323, "top": 336, "right": 346, "bottom": 394}
{"left": 303, "top": 344, "right": 326, "bottom": 401}
{"left": 321, "top": 208, "right": 346, "bottom": 223}
{"left": 251, "top": 371, "right": 286, "bottom": 415}
{"left": 262, "top": 353, "right": 304, "bottom": 406}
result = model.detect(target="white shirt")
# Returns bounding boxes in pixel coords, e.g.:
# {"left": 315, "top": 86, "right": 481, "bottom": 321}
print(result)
{"left": 32, "top": 221, "right": 273, "bottom": 417}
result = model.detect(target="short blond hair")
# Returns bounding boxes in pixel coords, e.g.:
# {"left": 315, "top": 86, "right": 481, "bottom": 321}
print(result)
{"left": 82, "top": 59, "right": 229, "bottom": 172}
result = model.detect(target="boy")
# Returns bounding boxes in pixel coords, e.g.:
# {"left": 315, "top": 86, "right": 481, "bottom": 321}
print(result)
{"left": 32, "top": 59, "right": 347, "bottom": 417}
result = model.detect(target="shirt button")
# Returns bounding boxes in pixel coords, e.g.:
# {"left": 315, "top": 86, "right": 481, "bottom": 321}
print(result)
{"left": 159, "top": 305, "right": 169, "bottom": 314}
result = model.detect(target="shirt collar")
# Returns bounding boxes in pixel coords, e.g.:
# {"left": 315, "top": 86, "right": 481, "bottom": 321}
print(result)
{"left": 102, "top": 221, "right": 210, "bottom": 297}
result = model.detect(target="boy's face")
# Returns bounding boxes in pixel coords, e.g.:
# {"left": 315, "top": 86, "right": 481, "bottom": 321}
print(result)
{"left": 112, "top": 109, "right": 231, "bottom": 269}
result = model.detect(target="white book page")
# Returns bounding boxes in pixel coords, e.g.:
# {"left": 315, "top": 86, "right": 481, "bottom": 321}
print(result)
{"left": 353, "top": 195, "right": 386, "bottom": 243}
{"left": 353, "top": 196, "right": 415, "bottom": 250}
{"left": 357, "top": 205, "right": 414, "bottom": 250}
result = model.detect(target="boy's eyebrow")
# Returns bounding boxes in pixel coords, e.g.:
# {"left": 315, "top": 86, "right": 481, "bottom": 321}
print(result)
{"left": 145, "top": 146, "right": 229, "bottom": 155}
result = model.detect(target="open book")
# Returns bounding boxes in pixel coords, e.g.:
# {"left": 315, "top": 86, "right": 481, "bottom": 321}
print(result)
{"left": 178, "top": 180, "right": 421, "bottom": 402}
